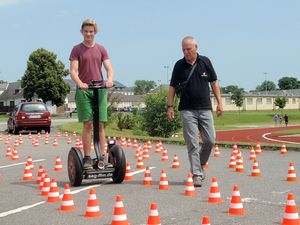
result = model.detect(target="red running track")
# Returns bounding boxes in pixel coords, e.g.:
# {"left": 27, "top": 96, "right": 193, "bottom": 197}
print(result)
{"left": 216, "top": 125, "right": 300, "bottom": 144}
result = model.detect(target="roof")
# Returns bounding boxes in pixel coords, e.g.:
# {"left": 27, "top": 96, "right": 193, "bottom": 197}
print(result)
{"left": 109, "top": 93, "right": 144, "bottom": 103}
{"left": 0, "top": 81, "right": 24, "bottom": 100}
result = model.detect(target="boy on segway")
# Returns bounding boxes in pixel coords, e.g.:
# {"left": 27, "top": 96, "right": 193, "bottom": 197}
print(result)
{"left": 69, "top": 18, "right": 114, "bottom": 170}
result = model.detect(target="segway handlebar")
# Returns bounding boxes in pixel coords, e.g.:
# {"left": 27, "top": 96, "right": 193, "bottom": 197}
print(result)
{"left": 88, "top": 80, "right": 115, "bottom": 89}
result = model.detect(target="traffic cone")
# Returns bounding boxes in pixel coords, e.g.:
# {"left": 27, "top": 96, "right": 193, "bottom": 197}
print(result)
{"left": 281, "top": 193, "right": 300, "bottom": 225}
{"left": 147, "top": 202, "right": 161, "bottom": 225}
{"left": 281, "top": 144, "right": 288, "bottom": 155}
{"left": 143, "top": 166, "right": 153, "bottom": 186}
{"left": 251, "top": 159, "right": 261, "bottom": 177}
{"left": 255, "top": 143, "right": 262, "bottom": 155}
{"left": 124, "top": 162, "right": 133, "bottom": 181}
{"left": 27, "top": 155, "right": 34, "bottom": 172}
{"left": 184, "top": 173, "right": 196, "bottom": 196}
{"left": 155, "top": 142, "right": 161, "bottom": 153}
{"left": 213, "top": 145, "right": 220, "bottom": 157}
{"left": 40, "top": 174, "right": 51, "bottom": 196}
{"left": 287, "top": 162, "right": 297, "bottom": 182}
{"left": 67, "top": 137, "right": 72, "bottom": 144}
{"left": 47, "top": 178, "right": 60, "bottom": 202}
{"left": 60, "top": 184, "right": 76, "bottom": 211}
{"left": 228, "top": 185, "right": 244, "bottom": 215}
{"left": 159, "top": 169, "right": 169, "bottom": 190}
{"left": 39, "top": 170, "right": 47, "bottom": 189}
{"left": 235, "top": 155, "right": 244, "bottom": 172}
{"left": 11, "top": 149, "right": 19, "bottom": 160}
{"left": 249, "top": 147, "right": 256, "bottom": 161}
{"left": 52, "top": 138, "right": 58, "bottom": 147}
{"left": 111, "top": 195, "right": 129, "bottom": 225}
{"left": 136, "top": 155, "right": 144, "bottom": 169}
{"left": 22, "top": 162, "right": 33, "bottom": 181}
{"left": 232, "top": 144, "right": 238, "bottom": 155}
{"left": 228, "top": 153, "right": 236, "bottom": 168}
{"left": 85, "top": 188, "right": 101, "bottom": 218}
{"left": 142, "top": 145, "right": 150, "bottom": 161}
{"left": 54, "top": 155, "right": 63, "bottom": 171}
{"left": 201, "top": 215, "right": 211, "bottom": 225}
{"left": 28, "top": 132, "right": 32, "bottom": 139}
{"left": 44, "top": 136, "right": 49, "bottom": 144}
{"left": 36, "top": 165, "right": 44, "bottom": 184}
{"left": 5, "top": 146, "right": 12, "bottom": 157}
{"left": 203, "top": 162, "right": 209, "bottom": 169}
{"left": 172, "top": 154, "right": 181, "bottom": 169}
{"left": 208, "top": 177, "right": 222, "bottom": 203}
{"left": 132, "top": 138, "right": 138, "bottom": 148}
{"left": 161, "top": 149, "right": 169, "bottom": 162}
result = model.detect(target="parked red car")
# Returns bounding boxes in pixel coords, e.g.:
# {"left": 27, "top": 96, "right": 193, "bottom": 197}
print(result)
{"left": 7, "top": 102, "right": 51, "bottom": 134}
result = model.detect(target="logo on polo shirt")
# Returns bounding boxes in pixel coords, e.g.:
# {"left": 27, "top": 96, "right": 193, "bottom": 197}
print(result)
{"left": 201, "top": 72, "right": 207, "bottom": 77}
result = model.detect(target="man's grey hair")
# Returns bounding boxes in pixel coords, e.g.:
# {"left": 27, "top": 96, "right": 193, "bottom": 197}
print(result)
{"left": 182, "top": 36, "right": 197, "bottom": 45}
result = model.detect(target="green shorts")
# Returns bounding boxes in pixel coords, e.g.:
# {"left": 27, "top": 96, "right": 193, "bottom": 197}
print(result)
{"left": 75, "top": 89, "right": 108, "bottom": 123}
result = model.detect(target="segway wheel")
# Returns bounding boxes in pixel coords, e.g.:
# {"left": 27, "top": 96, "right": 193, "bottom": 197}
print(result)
{"left": 110, "top": 145, "right": 126, "bottom": 183}
{"left": 68, "top": 147, "right": 84, "bottom": 187}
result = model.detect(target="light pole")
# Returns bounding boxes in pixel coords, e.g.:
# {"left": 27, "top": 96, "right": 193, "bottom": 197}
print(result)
{"left": 164, "top": 65, "right": 169, "bottom": 84}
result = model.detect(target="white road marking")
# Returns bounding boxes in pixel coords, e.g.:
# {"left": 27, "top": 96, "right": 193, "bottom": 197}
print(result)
{"left": 0, "top": 159, "right": 46, "bottom": 169}
{"left": 0, "top": 167, "right": 152, "bottom": 218}
{"left": 225, "top": 197, "right": 285, "bottom": 206}
{"left": 262, "top": 133, "right": 300, "bottom": 145}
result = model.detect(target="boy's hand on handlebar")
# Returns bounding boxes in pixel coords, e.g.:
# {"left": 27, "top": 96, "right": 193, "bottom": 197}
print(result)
{"left": 79, "top": 82, "right": 89, "bottom": 90}
{"left": 105, "top": 81, "right": 114, "bottom": 88}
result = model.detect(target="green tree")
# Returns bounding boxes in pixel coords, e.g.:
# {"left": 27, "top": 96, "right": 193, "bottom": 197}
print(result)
{"left": 142, "top": 90, "right": 181, "bottom": 138}
{"left": 0, "top": 80, "right": 7, "bottom": 84}
{"left": 278, "top": 77, "right": 300, "bottom": 90}
{"left": 274, "top": 96, "right": 288, "bottom": 109}
{"left": 116, "top": 113, "right": 135, "bottom": 131}
{"left": 21, "top": 48, "right": 70, "bottom": 106}
{"left": 222, "top": 85, "right": 244, "bottom": 94}
{"left": 133, "top": 80, "right": 157, "bottom": 95}
{"left": 255, "top": 80, "right": 277, "bottom": 91}
{"left": 230, "top": 89, "right": 244, "bottom": 113}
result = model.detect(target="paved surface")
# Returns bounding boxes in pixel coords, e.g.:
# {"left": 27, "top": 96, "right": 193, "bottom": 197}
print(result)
{"left": 1, "top": 131, "right": 300, "bottom": 225}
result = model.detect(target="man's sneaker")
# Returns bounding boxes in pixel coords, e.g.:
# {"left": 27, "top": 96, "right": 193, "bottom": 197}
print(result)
{"left": 193, "top": 175, "right": 203, "bottom": 187}
{"left": 102, "top": 154, "right": 113, "bottom": 168}
{"left": 83, "top": 156, "right": 93, "bottom": 170}
{"left": 200, "top": 165, "right": 206, "bottom": 180}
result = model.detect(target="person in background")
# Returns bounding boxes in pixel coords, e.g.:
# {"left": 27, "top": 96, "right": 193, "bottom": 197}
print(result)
{"left": 274, "top": 114, "right": 279, "bottom": 126}
{"left": 284, "top": 114, "right": 289, "bottom": 126}
{"left": 167, "top": 36, "right": 223, "bottom": 187}
{"left": 69, "top": 19, "right": 114, "bottom": 169}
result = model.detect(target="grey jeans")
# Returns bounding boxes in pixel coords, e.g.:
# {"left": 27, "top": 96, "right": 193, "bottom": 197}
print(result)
{"left": 180, "top": 110, "right": 216, "bottom": 177}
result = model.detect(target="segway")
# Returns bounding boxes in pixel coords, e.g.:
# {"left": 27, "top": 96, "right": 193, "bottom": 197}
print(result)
{"left": 67, "top": 80, "right": 126, "bottom": 187}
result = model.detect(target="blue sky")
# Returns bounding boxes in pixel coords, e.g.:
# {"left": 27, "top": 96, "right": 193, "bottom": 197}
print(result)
{"left": 0, "top": 0, "right": 299, "bottom": 91}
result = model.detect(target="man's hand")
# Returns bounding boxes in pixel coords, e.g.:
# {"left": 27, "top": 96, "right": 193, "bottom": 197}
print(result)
{"left": 167, "top": 107, "right": 175, "bottom": 120}
{"left": 78, "top": 82, "right": 88, "bottom": 90}
{"left": 105, "top": 80, "right": 114, "bottom": 88}
{"left": 216, "top": 104, "right": 223, "bottom": 117}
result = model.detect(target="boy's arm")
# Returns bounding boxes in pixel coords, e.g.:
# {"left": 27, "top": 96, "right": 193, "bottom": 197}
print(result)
{"left": 70, "top": 60, "right": 88, "bottom": 89}
{"left": 103, "top": 59, "right": 114, "bottom": 88}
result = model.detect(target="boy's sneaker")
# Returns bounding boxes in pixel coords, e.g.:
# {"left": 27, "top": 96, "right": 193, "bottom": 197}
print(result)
{"left": 83, "top": 156, "right": 93, "bottom": 170}
{"left": 193, "top": 175, "right": 204, "bottom": 187}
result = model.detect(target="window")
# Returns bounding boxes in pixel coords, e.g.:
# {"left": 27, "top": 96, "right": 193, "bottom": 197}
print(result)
{"left": 256, "top": 98, "right": 263, "bottom": 104}
{"left": 0, "top": 102, "right": 3, "bottom": 107}
{"left": 266, "top": 98, "right": 272, "bottom": 104}
{"left": 225, "top": 97, "right": 232, "bottom": 105}
{"left": 10, "top": 101, "right": 14, "bottom": 107}
{"left": 247, "top": 98, "right": 253, "bottom": 105}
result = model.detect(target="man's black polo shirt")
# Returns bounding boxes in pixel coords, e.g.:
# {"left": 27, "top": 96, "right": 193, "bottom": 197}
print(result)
{"left": 170, "top": 54, "right": 218, "bottom": 111}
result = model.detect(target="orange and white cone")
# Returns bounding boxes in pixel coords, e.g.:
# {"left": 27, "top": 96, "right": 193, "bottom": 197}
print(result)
{"left": 85, "top": 188, "right": 101, "bottom": 218}
{"left": 201, "top": 215, "right": 211, "bottom": 225}
{"left": 52, "top": 138, "right": 58, "bottom": 147}
{"left": 36, "top": 165, "right": 44, "bottom": 184}
{"left": 228, "top": 185, "right": 244, "bottom": 215}
{"left": 5, "top": 146, "right": 12, "bottom": 157}
{"left": 281, "top": 193, "right": 300, "bottom": 225}
{"left": 213, "top": 145, "right": 220, "bottom": 157}
{"left": 228, "top": 153, "right": 236, "bottom": 168}
{"left": 11, "top": 149, "right": 19, "bottom": 160}
{"left": 111, "top": 195, "right": 129, "bottom": 225}
{"left": 44, "top": 137, "right": 49, "bottom": 144}
{"left": 136, "top": 155, "right": 144, "bottom": 169}
{"left": 255, "top": 143, "right": 262, "bottom": 155}
{"left": 67, "top": 137, "right": 72, "bottom": 144}
{"left": 124, "top": 162, "right": 133, "bottom": 181}
{"left": 22, "top": 162, "right": 33, "bottom": 181}
{"left": 54, "top": 155, "right": 63, "bottom": 171}
{"left": 235, "top": 155, "right": 244, "bottom": 172}
{"left": 147, "top": 202, "right": 161, "bottom": 225}
{"left": 232, "top": 144, "right": 239, "bottom": 155}
{"left": 287, "top": 162, "right": 297, "bottom": 182}
{"left": 27, "top": 155, "right": 34, "bottom": 172}
{"left": 281, "top": 144, "right": 288, "bottom": 155}
{"left": 47, "top": 178, "right": 60, "bottom": 202}
{"left": 143, "top": 166, "right": 153, "bottom": 186}
{"left": 249, "top": 147, "right": 256, "bottom": 161}
{"left": 161, "top": 149, "right": 169, "bottom": 162}
{"left": 159, "top": 169, "right": 169, "bottom": 190}
{"left": 184, "top": 173, "right": 196, "bottom": 196}
{"left": 40, "top": 174, "right": 51, "bottom": 196}
{"left": 208, "top": 177, "right": 222, "bottom": 203}
{"left": 172, "top": 154, "right": 181, "bottom": 169}
{"left": 251, "top": 159, "right": 261, "bottom": 177}
{"left": 60, "top": 184, "right": 76, "bottom": 211}
{"left": 39, "top": 170, "right": 47, "bottom": 189}
{"left": 203, "top": 162, "right": 209, "bottom": 169}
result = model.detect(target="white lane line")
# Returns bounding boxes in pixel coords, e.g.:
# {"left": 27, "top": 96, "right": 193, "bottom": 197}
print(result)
{"left": 0, "top": 159, "right": 46, "bottom": 169}
{"left": 262, "top": 133, "right": 300, "bottom": 145}
{"left": 0, "top": 167, "right": 153, "bottom": 218}
{"left": 225, "top": 197, "right": 285, "bottom": 206}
